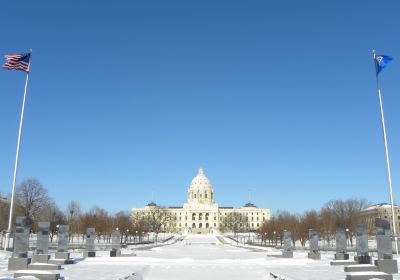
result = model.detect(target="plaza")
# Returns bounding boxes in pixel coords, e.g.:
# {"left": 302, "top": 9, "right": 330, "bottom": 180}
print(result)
{"left": 1, "top": 1, "right": 399, "bottom": 279}
{"left": 3, "top": 234, "right": 400, "bottom": 280}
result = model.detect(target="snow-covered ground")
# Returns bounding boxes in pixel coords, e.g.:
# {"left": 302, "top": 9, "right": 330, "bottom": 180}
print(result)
{"left": 0, "top": 234, "right": 399, "bottom": 280}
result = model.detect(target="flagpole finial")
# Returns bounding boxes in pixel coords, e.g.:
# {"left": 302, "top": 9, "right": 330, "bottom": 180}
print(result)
{"left": 29, "top": 49, "right": 32, "bottom": 53}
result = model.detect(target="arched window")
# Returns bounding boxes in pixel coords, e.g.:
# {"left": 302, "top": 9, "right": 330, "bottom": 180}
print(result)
{"left": 206, "top": 223, "right": 209, "bottom": 228}
{"left": 199, "top": 223, "right": 202, "bottom": 228}
{"left": 192, "top": 213, "right": 196, "bottom": 220}
{"left": 199, "top": 213, "right": 203, "bottom": 220}
{"left": 194, "top": 194, "right": 196, "bottom": 198}
{"left": 205, "top": 213, "right": 209, "bottom": 220}
{"left": 205, "top": 193, "right": 208, "bottom": 199}
{"left": 192, "top": 223, "right": 196, "bottom": 228}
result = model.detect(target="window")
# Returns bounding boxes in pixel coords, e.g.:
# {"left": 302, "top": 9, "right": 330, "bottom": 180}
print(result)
{"left": 194, "top": 194, "right": 197, "bottom": 198}
{"left": 192, "top": 223, "right": 196, "bottom": 228}
{"left": 206, "top": 213, "right": 209, "bottom": 220}
{"left": 206, "top": 223, "right": 209, "bottom": 228}
{"left": 200, "top": 194, "right": 202, "bottom": 198}
{"left": 205, "top": 193, "right": 208, "bottom": 198}
{"left": 199, "top": 223, "right": 202, "bottom": 228}
{"left": 214, "top": 216, "right": 216, "bottom": 221}
{"left": 192, "top": 213, "right": 196, "bottom": 220}
{"left": 199, "top": 213, "right": 203, "bottom": 220}
{"left": 214, "top": 223, "right": 216, "bottom": 227}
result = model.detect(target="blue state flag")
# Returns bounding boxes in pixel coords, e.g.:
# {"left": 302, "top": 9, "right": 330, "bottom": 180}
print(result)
{"left": 375, "top": 55, "right": 392, "bottom": 75}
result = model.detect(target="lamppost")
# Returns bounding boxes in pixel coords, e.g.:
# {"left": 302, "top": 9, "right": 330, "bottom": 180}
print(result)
{"left": 69, "top": 209, "right": 74, "bottom": 240}
{"left": 273, "top": 231, "right": 276, "bottom": 246}
{"left": 56, "top": 224, "right": 59, "bottom": 244}
{"left": 345, "top": 228, "right": 350, "bottom": 247}
{"left": 126, "top": 229, "right": 129, "bottom": 244}
{"left": 135, "top": 230, "right": 138, "bottom": 243}
{"left": 264, "top": 232, "right": 267, "bottom": 245}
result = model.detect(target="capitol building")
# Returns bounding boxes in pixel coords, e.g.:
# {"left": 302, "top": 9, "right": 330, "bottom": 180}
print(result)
{"left": 131, "top": 167, "right": 270, "bottom": 234}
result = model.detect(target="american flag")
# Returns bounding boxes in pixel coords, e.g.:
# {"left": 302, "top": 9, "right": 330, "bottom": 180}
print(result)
{"left": 3, "top": 53, "right": 31, "bottom": 72}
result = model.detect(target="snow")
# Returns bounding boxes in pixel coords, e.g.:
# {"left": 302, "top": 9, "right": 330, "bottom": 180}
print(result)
{"left": 0, "top": 234, "right": 399, "bottom": 279}
{"left": 347, "top": 271, "right": 388, "bottom": 275}
{"left": 13, "top": 270, "right": 55, "bottom": 274}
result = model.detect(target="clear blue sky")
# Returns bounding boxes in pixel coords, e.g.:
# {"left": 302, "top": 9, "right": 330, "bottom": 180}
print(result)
{"left": 0, "top": 0, "right": 399, "bottom": 215}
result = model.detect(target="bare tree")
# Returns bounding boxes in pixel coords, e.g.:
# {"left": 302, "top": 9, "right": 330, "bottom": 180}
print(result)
{"left": 113, "top": 211, "right": 131, "bottom": 243}
{"left": 88, "top": 206, "right": 111, "bottom": 242}
{"left": 131, "top": 215, "right": 150, "bottom": 242}
{"left": 66, "top": 201, "right": 81, "bottom": 223}
{"left": 0, "top": 195, "right": 25, "bottom": 232}
{"left": 259, "top": 217, "right": 279, "bottom": 245}
{"left": 0, "top": 197, "right": 9, "bottom": 231}
{"left": 133, "top": 206, "right": 172, "bottom": 242}
{"left": 219, "top": 212, "right": 249, "bottom": 243}
{"left": 16, "top": 178, "right": 50, "bottom": 223}
{"left": 299, "top": 210, "right": 320, "bottom": 247}
{"left": 274, "top": 211, "right": 299, "bottom": 246}
{"left": 319, "top": 207, "right": 335, "bottom": 246}
{"left": 66, "top": 200, "right": 81, "bottom": 242}
{"left": 39, "top": 201, "right": 66, "bottom": 242}
{"left": 323, "top": 198, "right": 369, "bottom": 246}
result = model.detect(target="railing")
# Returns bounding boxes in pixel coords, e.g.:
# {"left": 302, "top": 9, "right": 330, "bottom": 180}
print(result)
{"left": 1, "top": 232, "right": 175, "bottom": 251}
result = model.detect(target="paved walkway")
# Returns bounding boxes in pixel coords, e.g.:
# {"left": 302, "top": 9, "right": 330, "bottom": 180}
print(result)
{"left": 61, "top": 234, "right": 345, "bottom": 280}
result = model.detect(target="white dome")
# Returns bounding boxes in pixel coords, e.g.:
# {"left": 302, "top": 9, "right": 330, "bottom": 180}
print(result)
{"left": 189, "top": 167, "right": 213, "bottom": 190}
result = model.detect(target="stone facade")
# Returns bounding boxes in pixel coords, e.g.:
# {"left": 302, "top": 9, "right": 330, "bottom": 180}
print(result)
{"left": 132, "top": 167, "right": 270, "bottom": 234}
{"left": 359, "top": 203, "right": 400, "bottom": 235}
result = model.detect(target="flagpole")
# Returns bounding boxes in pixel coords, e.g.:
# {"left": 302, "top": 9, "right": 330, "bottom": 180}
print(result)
{"left": 373, "top": 48, "right": 399, "bottom": 255}
{"left": 5, "top": 50, "right": 32, "bottom": 250}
